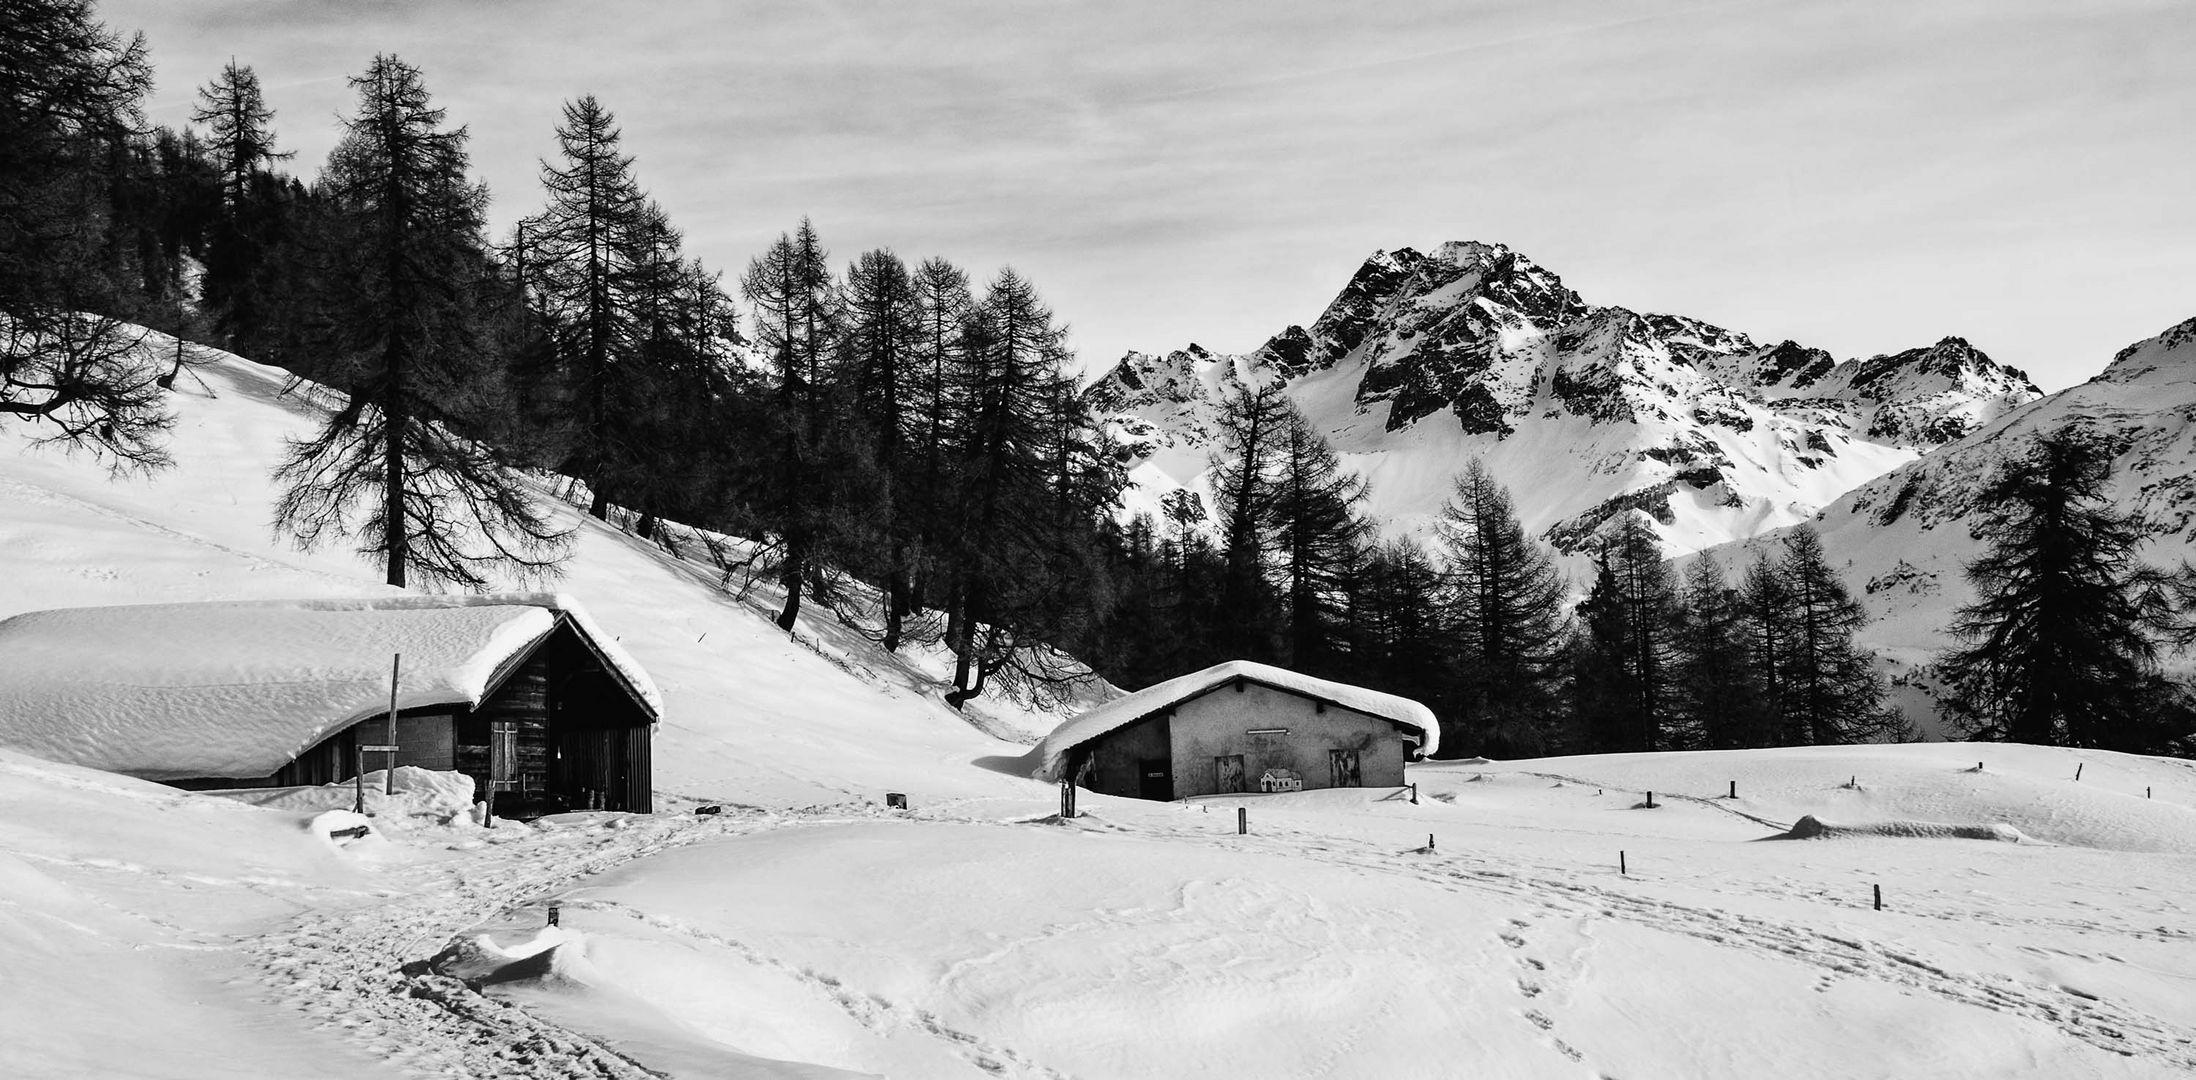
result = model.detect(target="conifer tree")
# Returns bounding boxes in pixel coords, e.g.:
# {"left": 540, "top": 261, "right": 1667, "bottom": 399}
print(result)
{"left": 741, "top": 218, "right": 848, "bottom": 630}
{"left": 191, "top": 62, "right": 291, "bottom": 352}
{"left": 523, "top": 94, "right": 648, "bottom": 519}
{"left": 842, "top": 248, "right": 924, "bottom": 650}
{"left": 1438, "top": 458, "right": 1567, "bottom": 754}
{"left": 191, "top": 60, "right": 286, "bottom": 209}
{"left": 0, "top": 0, "right": 170, "bottom": 468}
{"left": 904, "top": 256, "right": 974, "bottom": 616}
{"left": 1671, "top": 554, "right": 1764, "bottom": 748}
{"left": 1936, "top": 427, "right": 2186, "bottom": 751}
{"left": 1354, "top": 538, "right": 1450, "bottom": 721}
{"left": 1569, "top": 514, "right": 1680, "bottom": 752}
{"left": 939, "top": 267, "right": 1097, "bottom": 707}
{"left": 272, "top": 54, "right": 567, "bottom": 588}
{"left": 1208, "top": 380, "right": 1293, "bottom": 661}
{"left": 1775, "top": 526, "right": 1891, "bottom": 744}
{"left": 1266, "top": 413, "right": 1370, "bottom": 675}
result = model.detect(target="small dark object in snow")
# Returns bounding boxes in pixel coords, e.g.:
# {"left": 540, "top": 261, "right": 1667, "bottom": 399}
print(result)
{"left": 328, "top": 824, "right": 371, "bottom": 840}
{"left": 693, "top": 805, "right": 723, "bottom": 815}
{"left": 886, "top": 792, "right": 908, "bottom": 810}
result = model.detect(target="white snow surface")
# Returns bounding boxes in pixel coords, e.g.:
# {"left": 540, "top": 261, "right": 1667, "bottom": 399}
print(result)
{"left": 3, "top": 334, "right": 2195, "bottom": 1079}
{"left": 1031, "top": 659, "right": 1439, "bottom": 779}
{"left": 0, "top": 592, "right": 656, "bottom": 780}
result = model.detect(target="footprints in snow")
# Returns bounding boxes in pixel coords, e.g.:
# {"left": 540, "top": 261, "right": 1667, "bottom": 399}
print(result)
{"left": 1500, "top": 916, "right": 1588, "bottom": 1067}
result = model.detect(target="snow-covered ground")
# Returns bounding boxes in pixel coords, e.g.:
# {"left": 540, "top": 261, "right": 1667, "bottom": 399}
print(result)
{"left": 4, "top": 341, "right": 2195, "bottom": 1078}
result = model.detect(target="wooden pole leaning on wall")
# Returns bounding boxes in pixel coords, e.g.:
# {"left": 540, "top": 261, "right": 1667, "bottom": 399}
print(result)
{"left": 384, "top": 653, "right": 402, "bottom": 796}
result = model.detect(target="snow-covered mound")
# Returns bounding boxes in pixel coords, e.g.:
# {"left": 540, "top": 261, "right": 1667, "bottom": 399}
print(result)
{"left": 1776, "top": 815, "right": 2030, "bottom": 843}
{"left": 1093, "top": 241, "right": 2039, "bottom": 554}
{"left": 212, "top": 765, "right": 479, "bottom": 825}
{"left": 1444, "top": 740, "right": 2196, "bottom": 854}
{"left": 1702, "top": 313, "right": 2196, "bottom": 656}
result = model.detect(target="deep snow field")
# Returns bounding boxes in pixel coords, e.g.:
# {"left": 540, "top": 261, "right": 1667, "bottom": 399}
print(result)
{"left": 3, "top": 341, "right": 2194, "bottom": 1079}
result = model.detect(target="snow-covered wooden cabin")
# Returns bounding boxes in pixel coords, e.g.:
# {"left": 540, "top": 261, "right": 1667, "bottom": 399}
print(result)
{"left": 0, "top": 594, "right": 660, "bottom": 816}
{"left": 1034, "top": 661, "right": 1438, "bottom": 801}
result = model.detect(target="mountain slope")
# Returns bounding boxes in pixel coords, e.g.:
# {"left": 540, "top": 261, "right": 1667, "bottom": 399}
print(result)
{"left": 1704, "top": 315, "right": 2196, "bottom": 657}
{"left": 1093, "top": 242, "right": 2039, "bottom": 555}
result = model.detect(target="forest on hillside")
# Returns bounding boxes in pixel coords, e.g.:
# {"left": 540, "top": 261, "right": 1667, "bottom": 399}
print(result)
{"left": 5, "top": 0, "right": 2191, "bottom": 757}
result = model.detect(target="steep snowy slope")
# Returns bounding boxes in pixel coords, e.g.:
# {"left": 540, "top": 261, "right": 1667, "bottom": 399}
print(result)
{"left": 1704, "top": 315, "right": 2196, "bottom": 657}
{"left": 1093, "top": 242, "right": 2038, "bottom": 554}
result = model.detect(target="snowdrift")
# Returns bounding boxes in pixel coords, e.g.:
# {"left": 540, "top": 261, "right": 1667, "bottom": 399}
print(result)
{"left": 1774, "top": 814, "right": 2029, "bottom": 843}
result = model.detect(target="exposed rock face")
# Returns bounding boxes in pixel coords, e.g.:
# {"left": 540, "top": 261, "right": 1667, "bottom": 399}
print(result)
{"left": 1090, "top": 241, "right": 2042, "bottom": 556}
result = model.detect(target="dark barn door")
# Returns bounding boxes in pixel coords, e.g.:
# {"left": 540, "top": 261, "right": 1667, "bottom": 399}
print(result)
{"left": 1138, "top": 758, "right": 1173, "bottom": 801}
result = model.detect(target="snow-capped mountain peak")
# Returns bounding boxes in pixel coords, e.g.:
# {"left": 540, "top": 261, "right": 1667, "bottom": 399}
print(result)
{"left": 1094, "top": 241, "right": 2042, "bottom": 556}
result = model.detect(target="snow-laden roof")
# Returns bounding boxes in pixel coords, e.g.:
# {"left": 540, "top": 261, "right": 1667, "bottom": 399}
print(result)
{"left": 1033, "top": 660, "right": 1439, "bottom": 780}
{"left": 0, "top": 593, "right": 660, "bottom": 781}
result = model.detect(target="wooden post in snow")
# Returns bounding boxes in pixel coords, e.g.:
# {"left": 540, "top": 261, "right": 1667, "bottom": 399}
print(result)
{"left": 1059, "top": 779, "right": 1076, "bottom": 819}
{"left": 1237, "top": 806, "right": 1247, "bottom": 835}
{"left": 2075, "top": 763, "right": 2084, "bottom": 782}
{"left": 1873, "top": 883, "right": 1883, "bottom": 911}
{"left": 1728, "top": 780, "right": 1737, "bottom": 799}
{"left": 1619, "top": 850, "right": 1627, "bottom": 876}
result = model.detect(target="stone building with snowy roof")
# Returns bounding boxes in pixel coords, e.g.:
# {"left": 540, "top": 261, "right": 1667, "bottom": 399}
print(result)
{"left": 0, "top": 594, "right": 659, "bottom": 816}
{"left": 1034, "top": 660, "right": 1437, "bottom": 801}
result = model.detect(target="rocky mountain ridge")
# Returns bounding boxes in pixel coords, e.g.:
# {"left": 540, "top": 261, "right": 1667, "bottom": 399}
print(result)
{"left": 1706, "top": 313, "right": 2196, "bottom": 659}
{"left": 1092, "top": 241, "right": 2041, "bottom": 555}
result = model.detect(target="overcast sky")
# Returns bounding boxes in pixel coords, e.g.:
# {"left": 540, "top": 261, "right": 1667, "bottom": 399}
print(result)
{"left": 109, "top": 0, "right": 2193, "bottom": 391}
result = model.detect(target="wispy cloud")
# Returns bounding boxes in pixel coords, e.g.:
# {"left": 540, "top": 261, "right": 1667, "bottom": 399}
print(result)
{"left": 105, "top": 0, "right": 2196, "bottom": 389}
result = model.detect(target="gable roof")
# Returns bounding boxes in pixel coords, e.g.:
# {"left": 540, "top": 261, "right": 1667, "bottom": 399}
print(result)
{"left": 0, "top": 593, "right": 659, "bottom": 781}
{"left": 1032, "top": 660, "right": 1440, "bottom": 781}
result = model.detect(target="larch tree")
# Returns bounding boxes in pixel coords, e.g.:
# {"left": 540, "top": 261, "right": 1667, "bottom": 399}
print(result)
{"left": 1936, "top": 426, "right": 2187, "bottom": 751}
{"left": 1774, "top": 526, "right": 1892, "bottom": 744}
{"left": 904, "top": 256, "right": 975, "bottom": 616}
{"left": 939, "top": 267, "right": 1102, "bottom": 708}
{"left": 191, "top": 59, "right": 290, "bottom": 353}
{"left": 842, "top": 248, "right": 925, "bottom": 650}
{"left": 1670, "top": 553, "right": 1764, "bottom": 748}
{"left": 1265, "top": 411, "right": 1370, "bottom": 677}
{"left": 0, "top": 0, "right": 172, "bottom": 469}
{"left": 190, "top": 60, "right": 286, "bottom": 209}
{"left": 1569, "top": 514, "right": 1680, "bottom": 753}
{"left": 272, "top": 54, "right": 568, "bottom": 589}
{"left": 1208, "top": 379, "right": 1294, "bottom": 662}
{"left": 1438, "top": 458, "right": 1568, "bottom": 755}
{"left": 522, "top": 94, "right": 647, "bottom": 520}
{"left": 740, "top": 218, "right": 854, "bottom": 631}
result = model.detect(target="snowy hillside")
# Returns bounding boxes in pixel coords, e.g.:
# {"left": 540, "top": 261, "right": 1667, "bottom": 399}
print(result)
{"left": 1703, "top": 314, "right": 2196, "bottom": 658}
{"left": 1093, "top": 242, "right": 2039, "bottom": 554}
{"left": 4, "top": 337, "right": 2195, "bottom": 1078}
